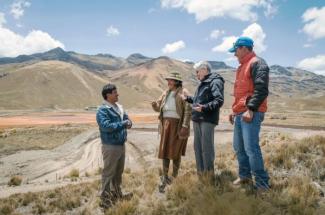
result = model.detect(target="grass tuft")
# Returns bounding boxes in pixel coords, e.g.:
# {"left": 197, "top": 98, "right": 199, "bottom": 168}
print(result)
{"left": 8, "top": 175, "right": 22, "bottom": 186}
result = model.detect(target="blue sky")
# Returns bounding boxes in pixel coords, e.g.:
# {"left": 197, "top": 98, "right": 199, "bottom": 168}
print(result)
{"left": 0, "top": 0, "right": 325, "bottom": 74}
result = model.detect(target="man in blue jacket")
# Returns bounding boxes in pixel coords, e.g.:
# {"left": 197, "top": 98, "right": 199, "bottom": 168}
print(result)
{"left": 96, "top": 84, "right": 132, "bottom": 208}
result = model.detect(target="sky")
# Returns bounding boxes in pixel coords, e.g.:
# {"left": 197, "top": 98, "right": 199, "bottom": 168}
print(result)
{"left": 0, "top": 0, "right": 325, "bottom": 75}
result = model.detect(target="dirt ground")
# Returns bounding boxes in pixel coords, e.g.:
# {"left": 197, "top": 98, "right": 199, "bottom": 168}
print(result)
{"left": 0, "top": 110, "right": 324, "bottom": 199}
{"left": 0, "top": 111, "right": 157, "bottom": 129}
{"left": 1, "top": 109, "right": 324, "bottom": 129}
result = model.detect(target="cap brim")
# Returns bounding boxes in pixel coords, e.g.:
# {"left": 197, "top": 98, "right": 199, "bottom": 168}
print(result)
{"left": 228, "top": 47, "right": 236, "bottom": 53}
{"left": 165, "top": 77, "right": 182, "bottom": 82}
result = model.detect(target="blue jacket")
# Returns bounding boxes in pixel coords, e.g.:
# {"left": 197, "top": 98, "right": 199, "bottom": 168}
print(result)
{"left": 96, "top": 102, "right": 131, "bottom": 145}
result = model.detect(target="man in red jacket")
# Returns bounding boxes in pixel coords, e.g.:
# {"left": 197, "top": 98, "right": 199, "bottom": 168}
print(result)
{"left": 228, "top": 37, "right": 270, "bottom": 191}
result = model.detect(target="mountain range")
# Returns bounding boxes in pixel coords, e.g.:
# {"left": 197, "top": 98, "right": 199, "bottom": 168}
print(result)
{"left": 0, "top": 48, "right": 324, "bottom": 110}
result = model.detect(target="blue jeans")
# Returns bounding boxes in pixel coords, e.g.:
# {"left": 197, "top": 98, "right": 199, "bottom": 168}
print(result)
{"left": 193, "top": 121, "right": 216, "bottom": 173}
{"left": 233, "top": 112, "right": 269, "bottom": 188}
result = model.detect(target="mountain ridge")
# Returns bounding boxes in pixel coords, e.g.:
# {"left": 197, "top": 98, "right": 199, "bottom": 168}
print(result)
{"left": 0, "top": 48, "right": 324, "bottom": 110}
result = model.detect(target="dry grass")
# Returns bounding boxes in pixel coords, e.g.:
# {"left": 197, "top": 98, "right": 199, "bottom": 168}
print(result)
{"left": 264, "top": 111, "right": 325, "bottom": 128}
{"left": 0, "top": 181, "right": 99, "bottom": 214}
{"left": 1, "top": 134, "right": 324, "bottom": 215}
{"left": 8, "top": 175, "right": 22, "bottom": 186}
{"left": 0, "top": 124, "right": 91, "bottom": 155}
{"left": 68, "top": 168, "right": 80, "bottom": 178}
{"left": 105, "top": 198, "right": 139, "bottom": 215}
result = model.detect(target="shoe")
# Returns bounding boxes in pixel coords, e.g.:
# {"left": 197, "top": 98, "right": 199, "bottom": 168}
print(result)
{"left": 99, "top": 200, "right": 112, "bottom": 209}
{"left": 233, "top": 177, "right": 252, "bottom": 186}
{"left": 165, "top": 176, "right": 173, "bottom": 185}
{"left": 158, "top": 175, "right": 169, "bottom": 193}
{"left": 100, "top": 191, "right": 116, "bottom": 209}
{"left": 158, "top": 183, "right": 166, "bottom": 193}
{"left": 121, "top": 192, "right": 133, "bottom": 201}
{"left": 115, "top": 189, "right": 133, "bottom": 201}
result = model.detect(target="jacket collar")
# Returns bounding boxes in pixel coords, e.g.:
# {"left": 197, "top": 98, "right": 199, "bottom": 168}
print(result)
{"left": 201, "top": 73, "right": 211, "bottom": 83}
{"left": 103, "top": 101, "right": 124, "bottom": 119}
{"left": 239, "top": 51, "right": 256, "bottom": 65}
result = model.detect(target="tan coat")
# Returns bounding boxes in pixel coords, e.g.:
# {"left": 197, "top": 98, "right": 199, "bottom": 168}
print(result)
{"left": 152, "top": 87, "right": 191, "bottom": 138}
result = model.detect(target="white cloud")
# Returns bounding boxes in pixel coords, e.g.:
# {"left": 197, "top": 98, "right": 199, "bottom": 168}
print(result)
{"left": 106, "top": 25, "right": 120, "bottom": 37}
{"left": 161, "top": 0, "right": 277, "bottom": 22}
{"left": 212, "top": 36, "right": 237, "bottom": 52}
{"left": 10, "top": 0, "right": 31, "bottom": 20}
{"left": 302, "top": 7, "right": 325, "bottom": 40}
{"left": 260, "top": 0, "right": 278, "bottom": 18}
{"left": 212, "top": 23, "right": 266, "bottom": 54}
{"left": 242, "top": 23, "right": 266, "bottom": 53}
{"left": 0, "top": 24, "right": 65, "bottom": 57}
{"left": 297, "top": 55, "right": 325, "bottom": 76}
{"left": 0, "top": 12, "right": 6, "bottom": 26}
{"left": 210, "top": 29, "right": 225, "bottom": 39}
{"left": 162, "top": 40, "right": 186, "bottom": 54}
{"left": 303, "top": 43, "right": 313, "bottom": 48}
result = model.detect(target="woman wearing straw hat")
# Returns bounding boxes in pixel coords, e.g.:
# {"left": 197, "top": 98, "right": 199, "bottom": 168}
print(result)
{"left": 151, "top": 71, "right": 191, "bottom": 193}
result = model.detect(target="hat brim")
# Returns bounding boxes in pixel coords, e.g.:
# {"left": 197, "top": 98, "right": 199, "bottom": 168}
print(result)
{"left": 228, "top": 47, "right": 237, "bottom": 53}
{"left": 165, "top": 77, "right": 182, "bottom": 82}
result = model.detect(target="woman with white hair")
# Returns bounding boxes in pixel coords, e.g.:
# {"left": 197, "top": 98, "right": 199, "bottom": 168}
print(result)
{"left": 182, "top": 61, "right": 225, "bottom": 181}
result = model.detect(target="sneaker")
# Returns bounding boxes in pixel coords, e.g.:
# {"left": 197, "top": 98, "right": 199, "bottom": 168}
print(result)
{"left": 165, "top": 176, "right": 173, "bottom": 185}
{"left": 158, "top": 176, "right": 169, "bottom": 193}
{"left": 158, "top": 183, "right": 166, "bottom": 193}
{"left": 233, "top": 177, "right": 252, "bottom": 186}
{"left": 100, "top": 191, "right": 116, "bottom": 209}
{"left": 99, "top": 200, "right": 112, "bottom": 209}
{"left": 121, "top": 192, "right": 133, "bottom": 201}
{"left": 115, "top": 188, "right": 133, "bottom": 201}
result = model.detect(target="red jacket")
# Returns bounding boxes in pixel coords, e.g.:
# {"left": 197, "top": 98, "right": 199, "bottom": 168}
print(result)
{"left": 232, "top": 52, "right": 268, "bottom": 114}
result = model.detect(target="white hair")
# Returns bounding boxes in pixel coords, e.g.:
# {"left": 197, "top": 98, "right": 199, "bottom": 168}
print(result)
{"left": 193, "top": 61, "right": 211, "bottom": 73}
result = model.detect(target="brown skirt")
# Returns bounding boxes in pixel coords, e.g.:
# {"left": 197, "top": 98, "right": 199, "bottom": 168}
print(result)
{"left": 158, "top": 118, "right": 188, "bottom": 160}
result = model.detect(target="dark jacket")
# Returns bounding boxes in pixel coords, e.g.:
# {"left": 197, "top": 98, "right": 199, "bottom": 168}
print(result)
{"left": 246, "top": 57, "right": 269, "bottom": 112}
{"left": 96, "top": 102, "right": 131, "bottom": 145}
{"left": 186, "top": 72, "right": 224, "bottom": 125}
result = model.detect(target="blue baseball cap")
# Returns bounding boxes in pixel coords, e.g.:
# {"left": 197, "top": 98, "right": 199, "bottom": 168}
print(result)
{"left": 228, "top": 36, "right": 254, "bottom": 53}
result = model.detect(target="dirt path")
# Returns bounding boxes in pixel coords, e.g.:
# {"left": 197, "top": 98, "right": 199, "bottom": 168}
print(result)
{"left": 0, "top": 129, "right": 153, "bottom": 198}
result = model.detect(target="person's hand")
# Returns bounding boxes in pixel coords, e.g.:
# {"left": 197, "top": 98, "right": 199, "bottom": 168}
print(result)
{"left": 151, "top": 101, "right": 157, "bottom": 108}
{"left": 179, "top": 127, "right": 189, "bottom": 137}
{"left": 179, "top": 91, "right": 188, "bottom": 101}
{"left": 193, "top": 104, "right": 203, "bottom": 112}
{"left": 125, "top": 120, "right": 132, "bottom": 129}
{"left": 229, "top": 113, "right": 235, "bottom": 125}
{"left": 242, "top": 110, "right": 254, "bottom": 123}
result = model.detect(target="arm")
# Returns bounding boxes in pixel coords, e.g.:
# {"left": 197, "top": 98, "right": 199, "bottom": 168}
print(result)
{"left": 96, "top": 108, "right": 127, "bottom": 132}
{"left": 123, "top": 112, "right": 132, "bottom": 129}
{"left": 201, "top": 78, "right": 224, "bottom": 112}
{"left": 246, "top": 59, "right": 269, "bottom": 111}
{"left": 182, "top": 97, "right": 192, "bottom": 128}
{"left": 151, "top": 92, "right": 165, "bottom": 112}
{"left": 185, "top": 96, "right": 194, "bottom": 104}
